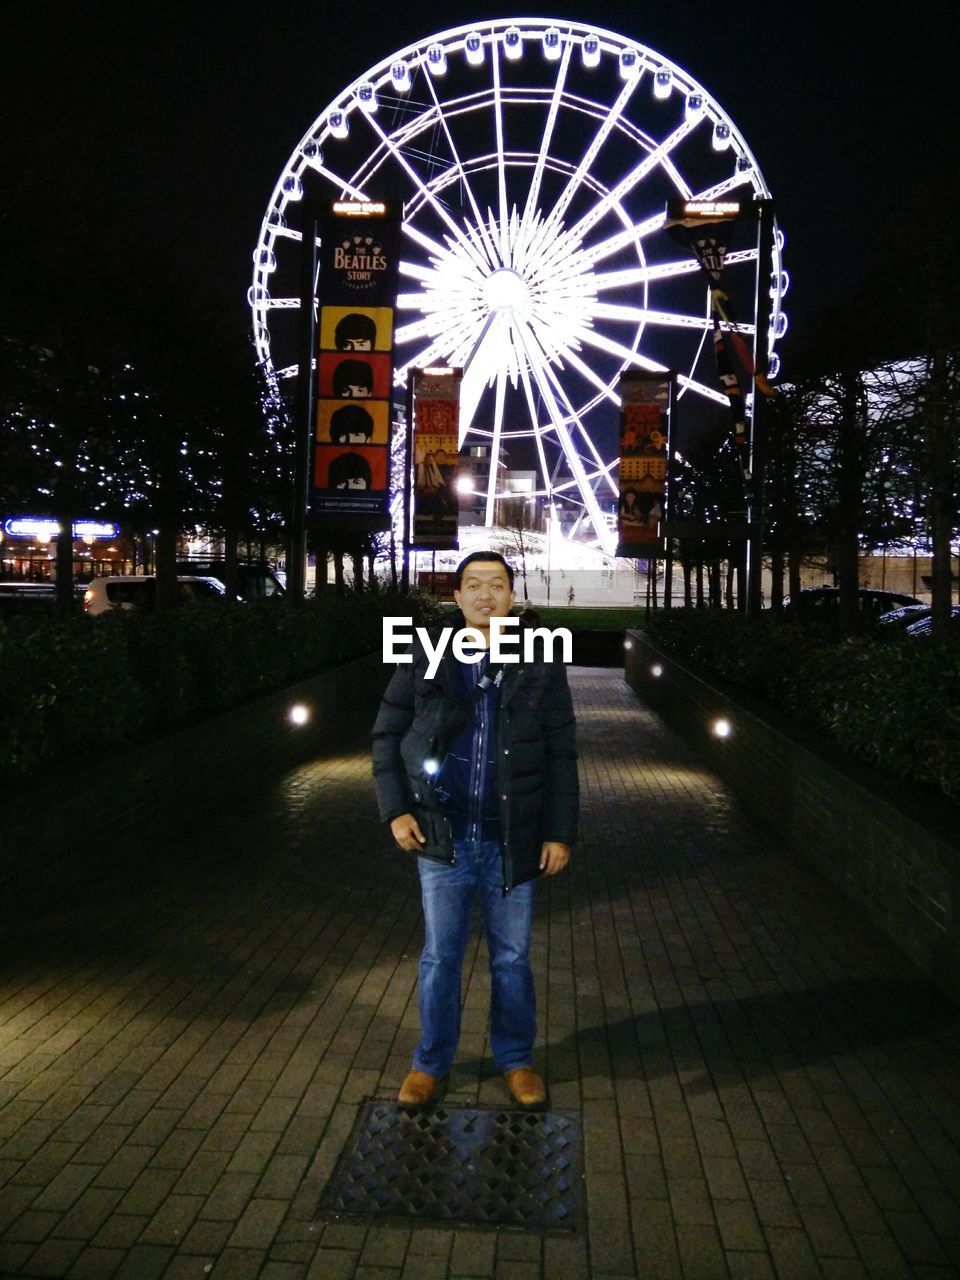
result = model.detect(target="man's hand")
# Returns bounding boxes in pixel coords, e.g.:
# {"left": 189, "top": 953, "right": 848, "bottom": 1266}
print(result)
{"left": 539, "top": 842, "right": 571, "bottom": 876}
{"left": 391, "top": 813, "right": 427, "bottom": 851}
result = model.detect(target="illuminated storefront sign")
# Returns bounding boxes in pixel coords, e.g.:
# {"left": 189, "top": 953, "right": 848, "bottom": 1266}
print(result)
{"left": 666, "top": 198, "right": 755, "bottom": 224}
{"left": 2, "top": 518, "right": 120, "bottom": 540}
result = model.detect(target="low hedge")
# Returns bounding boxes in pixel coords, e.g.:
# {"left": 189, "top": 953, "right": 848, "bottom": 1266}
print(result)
{"left": 642, "top": 609, "right": 960, "bottom": 804}
{"left": 0, "top": 591, "right": 443, "bottom": 787}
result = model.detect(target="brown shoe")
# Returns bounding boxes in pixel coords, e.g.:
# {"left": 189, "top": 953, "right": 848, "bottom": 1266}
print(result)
{"left": 504, "top": 1067, "right": 546, "bottom": 1108}
{"left": 398, "top": 1070, "right": 444, "bottom": 1109}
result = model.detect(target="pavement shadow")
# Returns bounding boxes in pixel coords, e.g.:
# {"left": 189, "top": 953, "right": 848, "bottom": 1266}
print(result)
{"left": 554, "top": 974, "right": 960, "bottom": 1084}
{"left": 450, "top": 974, "right": 960, "bottom": 1093}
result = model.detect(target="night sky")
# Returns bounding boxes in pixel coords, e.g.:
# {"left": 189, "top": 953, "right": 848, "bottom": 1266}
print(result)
{"left": 6, "top": 0, "right": 953, "bottom": 367}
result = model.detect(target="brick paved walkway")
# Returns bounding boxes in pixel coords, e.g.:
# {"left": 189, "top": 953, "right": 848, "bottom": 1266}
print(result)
{"left": 2, "top": 669, "right": 960, "bottom": 1280}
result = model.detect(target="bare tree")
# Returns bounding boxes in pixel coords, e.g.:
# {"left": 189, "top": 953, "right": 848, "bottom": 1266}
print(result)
{"left": 493, "top": 500, "right": 540, "bottom": 600}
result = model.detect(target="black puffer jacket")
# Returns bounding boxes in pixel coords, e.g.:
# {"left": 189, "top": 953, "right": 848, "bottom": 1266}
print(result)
{"left": 372, "top": 613, "right": 579, "bottom": 890}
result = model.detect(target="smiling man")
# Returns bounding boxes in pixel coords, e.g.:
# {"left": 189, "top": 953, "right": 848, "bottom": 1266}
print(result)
{"left": 372, "top": 551, "right": 579, "bottom": 1110}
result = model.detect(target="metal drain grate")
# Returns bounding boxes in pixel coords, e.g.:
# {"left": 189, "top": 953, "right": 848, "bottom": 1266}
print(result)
{"left": 318, "top": 1101, "right": 581, "bottom": 1231}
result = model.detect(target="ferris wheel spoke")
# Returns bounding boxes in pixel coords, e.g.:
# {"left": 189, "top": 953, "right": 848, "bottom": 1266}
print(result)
{"left": 592, "top": 259, "right": 698, "bottom": 290}
{"left": 403, "top": 299, "right": 487, "bottom": 364}
{"left": 310, "top": 165, "right": 370, "bottom": 202}
{"left": 522, "top": 38, "right": 573, "bottom": 229}
{"left": 392, "top": 338, "right": 448, "bottom": 385}
{"left": 569, "top": 117, "right": 699, "bottom": 243}
{"left": 675, "top": 374, "right": 729, "bottom": 406}
{"left": 397, "top": 261, "right": 482, "bottom": 309}
{"left": 398, "top": 259, "right": 446, "bottom": 284}
{"left": 694, "top": 171, "right": 755, "bottom": 202}
{"left": 393, "top": 313, "right": 441, "bottom": 343}
{"left": 515, "top": 350, "right": 575, "bottom": 513}
{"left": 661, "top": 155, "right": 692, "bottom": 200}
{"left": 393, "top": 290, "right": 481, "bottom": 354}
{"left": 393, "top": 312, "right": 475, "bottom": 386}
{"left": 592, "top": 302, "right": 755, "bottom": 334}
{"left": 528, "top": 337, "right": 619, "bottom": 492}
{"left": 591, "top": 249, "right": 758, "bottom": 294}
{"left": 580, "top": 213, "right": 665, "bottom": 267}
{"left": 724, "top": 249, "right": 759, "bottom": 266}
{"left": 517, "top": 361, "right": 554, "bottom": 502}
{"left": 485, "top": 365, "right": 509, "bottom": 523}
{"left": 513, "top": 321, "right": 618, "bottom": 550}
{"left": 683, "top": 316, "right": 711, "bottom": 397}
{"left": 572, "top": 323, "right": 731, "bottom": 406}
{"left": 457, "top": 313, "right": 508, "bottom": 438}
{"left": 395, "top": 319, "right": 486, "bottom": 377}
{"left": 550, "top": 74, "right": 642, "bottom": 230}
{"left": 361, "top": 113, "right": 492, "bottom": 278}
{"left": 402, "top": 220, "right": 466, "bottom": 265}
{"left": 490, "top": 38, "right": 510, "bottom": 258}
{"left": 547, "top": 341, "right": 621, "bottom": 409}
{"left": 571, "top": 324, "right": 666, "bottom": 373}
{"left": 421, "top": 70, "right": 500, "bottom": 271}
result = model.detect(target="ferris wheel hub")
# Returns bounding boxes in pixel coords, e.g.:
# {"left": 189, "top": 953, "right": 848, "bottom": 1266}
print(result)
{"left": 483, "top": 268, "right": 529, "bottom": 312}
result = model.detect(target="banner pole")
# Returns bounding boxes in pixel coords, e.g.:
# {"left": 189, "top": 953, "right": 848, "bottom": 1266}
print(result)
{"left": 745, "top": 198, "right": 775, "bottom": 617}
{"left": 401, "top": 369, "right": 414, "bottom": 592}
{"left": 289, "top": 198, "right": 318, "bottom": 604}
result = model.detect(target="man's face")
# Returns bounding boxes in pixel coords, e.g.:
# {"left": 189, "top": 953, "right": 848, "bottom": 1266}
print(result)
{"left": 337, "top": 476, "right": 368, "bottom": 490}
{"left": 342, "top": 337, "right": 372, "bottom": 351}
{"left": 454, "top": 560, "right": 515, "bottom": 632}
{"left": 342, "top": 430, "right": 370, "bottom": 444}
{"left": 340, "top": 383, "right": 371, "bottom": 398}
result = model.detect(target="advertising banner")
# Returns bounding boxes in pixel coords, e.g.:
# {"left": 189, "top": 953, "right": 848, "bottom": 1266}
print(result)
{"left": 410, "top": 368, "right": 462, "bottom": 550}
{"left": 616, "top": 372, "right": 672, "bottom": 556}
{"left": 310, "top": 201, "right": 401, "bottom": 525}
{"left": 664, "top": 197, "right": 773, "bottom": 479}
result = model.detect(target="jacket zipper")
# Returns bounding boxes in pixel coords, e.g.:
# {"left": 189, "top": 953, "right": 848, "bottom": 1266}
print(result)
{"left": 499, "top": 670, "right": 513, "bottom": 895}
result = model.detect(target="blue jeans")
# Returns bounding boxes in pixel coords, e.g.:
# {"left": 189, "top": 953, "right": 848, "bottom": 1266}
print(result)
{"left": 413, "top": 839, "right": 536, "bottom": 1077}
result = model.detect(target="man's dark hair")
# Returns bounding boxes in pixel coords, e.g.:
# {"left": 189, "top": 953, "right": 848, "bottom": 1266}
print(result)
{"left": 334, "top": 312, "right": 377, "bottom": 349}
{"left": 329, "top": 403, "right": 374, "bottom": 443}
{"left": 332, "top": 359, "right": 374, "bottom": 397}
{"left": 455, "top": 550, "right": 514, "bottom": 589}
{"left": 328, "top": 451, "right": 372, "bottom": 488}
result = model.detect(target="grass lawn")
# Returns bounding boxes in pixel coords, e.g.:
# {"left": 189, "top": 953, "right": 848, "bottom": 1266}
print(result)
{"left": 522, "top": 606, "right": 650, "bottom": 631}
{"left": 437, "top": 604, "right": 652, "bottom": 631}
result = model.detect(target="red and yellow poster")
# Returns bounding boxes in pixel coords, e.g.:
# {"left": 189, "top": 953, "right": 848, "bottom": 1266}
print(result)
{"left": 616, "top": 372, "right": 672, "bottom": 555}
{"left": 410, "top": 368, "right": 462, "bottom": 550}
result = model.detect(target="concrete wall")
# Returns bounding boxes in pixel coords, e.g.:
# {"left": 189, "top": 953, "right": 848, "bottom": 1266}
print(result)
{"left": 625, "top": 631, "right": 960, "bottom": 1004}
{"left": 1, "top": 653, "right": 388, "bottom": 923}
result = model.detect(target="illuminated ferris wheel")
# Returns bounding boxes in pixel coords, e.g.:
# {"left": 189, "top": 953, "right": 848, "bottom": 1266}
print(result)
{"left": 250, "top": 18, "right": 787, "bottom": 554}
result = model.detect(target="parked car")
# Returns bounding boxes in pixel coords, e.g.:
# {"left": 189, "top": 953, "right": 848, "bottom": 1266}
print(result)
{"left": 782, "top": 588, "right": 922, "bottom": 620}
{"left": 903, "top": 606, "right": 960, "bottom": 638}
{"left": 83, "top": 575, "right": 228, "bottom": 615}
{"left": 877, "top": 603, "right": 934, "bottom": 631}
{"left": 0, "top": 582, "right": 58, "bottom": 619}
{"left": 176, "top": 560, "right": 285, "bottom": 601}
